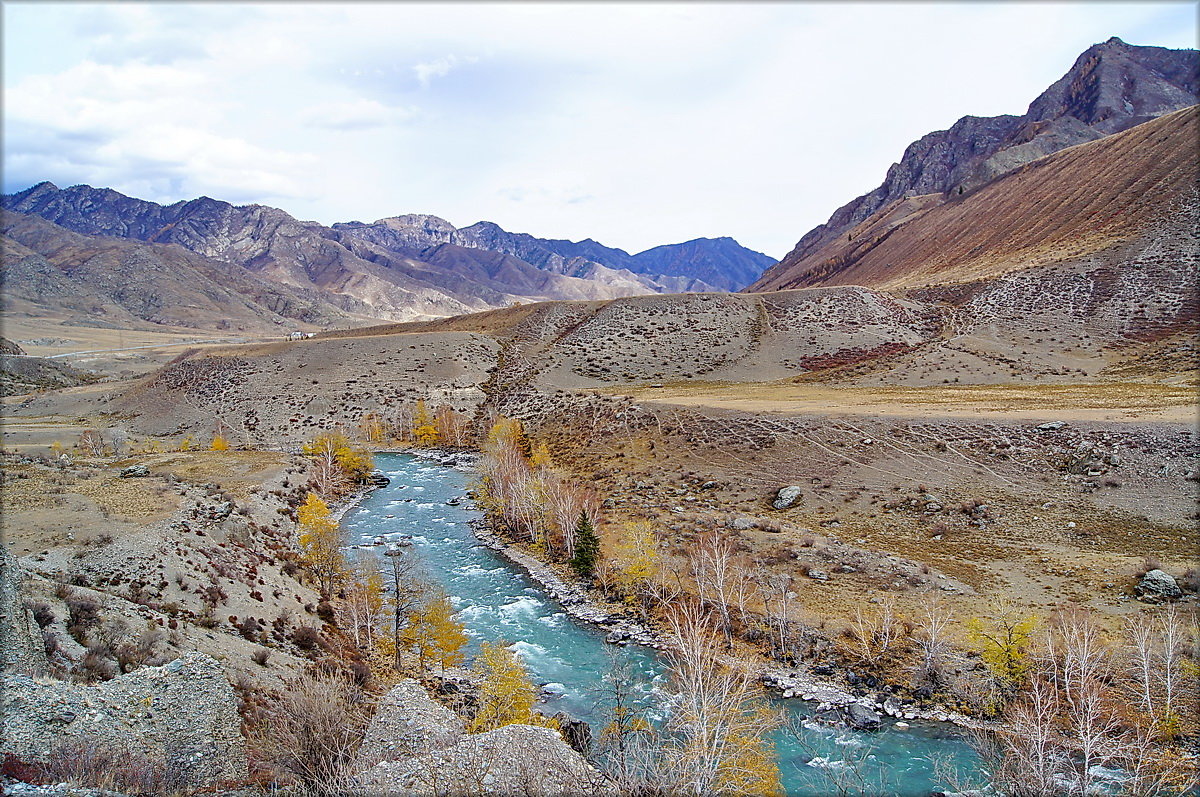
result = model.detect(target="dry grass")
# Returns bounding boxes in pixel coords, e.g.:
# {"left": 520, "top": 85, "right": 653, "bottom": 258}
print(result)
{"left": 619, "top": 380, "right": 1198, "bottom": 422}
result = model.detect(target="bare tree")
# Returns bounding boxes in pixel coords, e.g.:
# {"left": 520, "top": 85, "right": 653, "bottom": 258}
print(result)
{"left": 659, "top": 602, "right": 782, "bottom": 795}
{"left": 691, "top": 533, "right": 738, "bottom": 651}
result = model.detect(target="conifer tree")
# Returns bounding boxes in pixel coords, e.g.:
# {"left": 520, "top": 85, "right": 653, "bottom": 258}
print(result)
{"left": 403, "top": 594, "right": 469, "bottom": 675}
{"left": 570, "top": 510, "right": 600, "bottom": 577}
{"left": 468, "top": 641, "right": 555, "bottom": 732}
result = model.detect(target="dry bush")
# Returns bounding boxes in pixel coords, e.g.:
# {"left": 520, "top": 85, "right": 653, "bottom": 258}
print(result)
{"left": 252, "top": 671, "right": 371, "bottom": 795}
{"left": 40, "top": 737, "right": 197, "bottom": 795}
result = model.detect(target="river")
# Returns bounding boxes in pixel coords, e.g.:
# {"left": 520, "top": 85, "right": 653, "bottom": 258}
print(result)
{"left": 342, "top": 453, "right": 980, "bottom": 795}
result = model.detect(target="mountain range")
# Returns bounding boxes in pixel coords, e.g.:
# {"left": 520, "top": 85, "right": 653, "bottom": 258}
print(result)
{"left": 2, "top": 37, "right": 1195, "bottom": 337}
{"left": 1, "top": 184, "right": 774, "bottom": 332}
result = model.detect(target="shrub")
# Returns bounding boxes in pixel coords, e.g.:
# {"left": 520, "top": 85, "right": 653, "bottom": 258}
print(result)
{"left": 252, "top": 648, "right": 271, "bottom": 667}
{"left": 251, "top": 672, "right": 370, "bottom": 796}
{"left": 291, "top": 625, "right": 322, "bottom": 650}
{"left": 40, "top": 737, "right": 195, "bottom": 795}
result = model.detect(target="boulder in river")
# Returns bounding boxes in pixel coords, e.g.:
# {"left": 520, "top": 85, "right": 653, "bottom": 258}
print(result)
{"left": 842, "top": 703, "right": 883, "bottom": 731}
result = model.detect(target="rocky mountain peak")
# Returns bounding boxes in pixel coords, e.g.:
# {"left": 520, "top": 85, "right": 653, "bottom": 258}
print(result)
{"left": 751, "top": 37, "right": 1198, "bottom": 292}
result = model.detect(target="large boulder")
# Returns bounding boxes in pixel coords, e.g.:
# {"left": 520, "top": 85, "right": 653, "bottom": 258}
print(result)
{"left": 1, "top": 651, "right": 247, "bottom": 785}
{"left": 1136, "top": 569, "right": 1182, "bottom": 603}
{"left": 772, "top": 486, "right": 803, "bottom": 510}
{"left": 355, "top": 678, "right": 463, "bottom": 769}
{"left": 841, "top": 703, "right": 883, "bottom": 731}
{"left": 357, "top": 724, "right": 603, "bottom": 795}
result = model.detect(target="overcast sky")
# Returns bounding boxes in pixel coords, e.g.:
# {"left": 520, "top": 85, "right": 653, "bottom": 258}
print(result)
{"left": 3, "top": 2, "right": 1195, "bottom": 259}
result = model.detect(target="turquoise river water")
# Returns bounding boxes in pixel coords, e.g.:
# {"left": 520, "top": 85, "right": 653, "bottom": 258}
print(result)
{"left": 342, "top": 453, "right": 980, "bottom": 795}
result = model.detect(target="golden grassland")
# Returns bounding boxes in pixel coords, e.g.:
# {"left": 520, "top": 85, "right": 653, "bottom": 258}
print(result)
{"left": 613, "top": 380, "right": 1198, "bottom": 421}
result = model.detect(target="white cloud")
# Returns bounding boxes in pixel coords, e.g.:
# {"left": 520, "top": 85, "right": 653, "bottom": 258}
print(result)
{"left": 413, "top": 54, "right": 480, "bottom": 89}
{"left": 4, "top": 2, "right": 1196, "bottom": 257}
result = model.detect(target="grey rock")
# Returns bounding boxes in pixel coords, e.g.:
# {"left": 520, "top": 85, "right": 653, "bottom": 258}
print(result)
{"left": 0, "top": 548, "right": 49, "bottom": 674}
{"left": 2, "top": 652, "right": 247, "bottom": 784}
{"left": 807, "top": 569, "right": 830, "bottom": 582}
{"left": 842, "top": 703, "right": 882, "bottom": 731}
{"left": 1136, "top": 569, "right": 1182, "bottom": 603}
{"left": 356, "top": 679, "right": 463, "bottom": 769}
{"left": 356, "top": 723, "right": 601, "bottom": 796}
{"left": 1036, "top": 421, "right": 1067, "bottom": 431}
{"left": 119, "top": 464, "right": 149, "bottom": 478}
{"left": 729, "top": 516, "right": 758, "bottom": 531}
{"left": 772, "top": 486, "right": 803, "bottom": 510}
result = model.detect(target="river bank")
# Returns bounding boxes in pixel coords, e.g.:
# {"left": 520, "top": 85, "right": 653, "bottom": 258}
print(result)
{"left": 388, "top": 448, "right": 986, "bottom": 733}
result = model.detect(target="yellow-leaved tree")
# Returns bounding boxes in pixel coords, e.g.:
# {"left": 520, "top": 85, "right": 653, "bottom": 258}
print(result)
{"left": 304, "top": 431, "right": 373, "bottom": 497}
{"left": 966, "top": 609, "right": 1039, "bottom": 689}
{"left": 402, "top": 594, "right": 469, "bottom": 675}
{"left": 468, "top": 641, "right": 557, "bottom": 733}
{"left": 413, "top": 400, "right": 440, "bottom": 447}
{"left": 297, "top": 492, "right": 346, "bottom": 596}
{"left": 210, "top": 433, "right": 230, "bottom": 451}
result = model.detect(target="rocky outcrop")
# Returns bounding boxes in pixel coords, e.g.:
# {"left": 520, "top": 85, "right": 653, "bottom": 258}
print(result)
{"left": 752, "top": 37, "right": 1198, "bottom": 292}
{"left": 350, "top": 676, "right": 601, "bottom": 795}
{"left": 355, "top": 679, "right": 463, "bottom": 769}
{"left": 1, "top": 652, "right": 247, "bottom": 785}
{"left": 356, "top": 723, "right": 602, "bottom": 796}
{"left": 0, "top": 549, "right": 49, "bottom": 674}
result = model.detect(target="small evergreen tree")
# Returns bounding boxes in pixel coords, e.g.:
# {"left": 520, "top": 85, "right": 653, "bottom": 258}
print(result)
{"left": 570, "top": 510, "right": 600, "bottom": 577}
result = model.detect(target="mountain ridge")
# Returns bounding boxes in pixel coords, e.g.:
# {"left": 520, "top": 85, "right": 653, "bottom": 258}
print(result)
{"left": 750, "top": 36, "right": 1199, "bottom": 292}
{"left": 4, "top": 183, "right": 774, "bottom": 325}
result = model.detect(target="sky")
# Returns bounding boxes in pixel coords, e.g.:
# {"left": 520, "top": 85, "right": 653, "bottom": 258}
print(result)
{"left": 3, "top": 2, "right": 1195, "bottom": 259}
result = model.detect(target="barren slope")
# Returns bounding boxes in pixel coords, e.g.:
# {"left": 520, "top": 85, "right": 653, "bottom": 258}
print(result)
{"left": 752, "top": 106, "right": 1198, "bottom": 292}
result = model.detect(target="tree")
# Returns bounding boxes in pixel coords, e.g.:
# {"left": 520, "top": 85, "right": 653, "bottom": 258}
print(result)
{"left": 343, "top": 551, "right": 384, "bottom": 650}
{"left": 569, "top": 511, "right": 601, "bottom": 577}
{"left": 468, "top": 641, "right": 555, "bottom": 733}
{"left": 413, "top": 400, "right": 440, "bottom": 447}
{"left": 402, "top": 594, "right": 469, "bottom": 675}
{"left": 691, "top": 533, "right": 738, "bottom": 651}
{"left": 297, "top": 493, "right": 346, "bottom": 596}
{"left": 614, "top": 522, "right": 660, "bottom": 615}
{"left": 660, "top": 604, "right": 783, "bottom": 796}
{"left": 210, "top": 433, "right": 230, "bottom": 451}
{"left": 966, "top": 607, "right": 1038, "bottom": 690}
{"left": 380, "top": 550, "right": 432, "bottom": 672}
{"left": 594, "top": 650, "right": 657, "bottom": 791}
{"left": 360, "top": 412, "right": 387, "bottom": 444}
{"left": 179, "top": 434, "right": 194, "bottom": 452}
{"left": 78, "top": 429, "right": 105, "bottom": 457}
{"left": 303, "top": 431, "right": 373, "bottom": 496}
{"left": 434, "top": 404, "right": 469, "bottom": 448}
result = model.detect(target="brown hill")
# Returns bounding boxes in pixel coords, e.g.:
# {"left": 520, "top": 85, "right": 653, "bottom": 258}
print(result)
{"left": 752, "top": 37, "right": 1198, "bottom": 293}
{"left": 750, "top": 105, "right": 1198, "bottom": 292}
